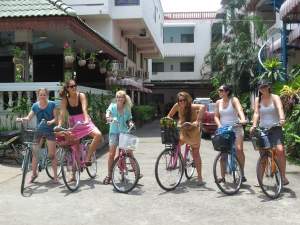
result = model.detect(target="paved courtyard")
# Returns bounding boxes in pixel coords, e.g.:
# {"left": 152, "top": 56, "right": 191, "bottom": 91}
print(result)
{"left": 0, "top": 120, "right": 300, "bottom": 225}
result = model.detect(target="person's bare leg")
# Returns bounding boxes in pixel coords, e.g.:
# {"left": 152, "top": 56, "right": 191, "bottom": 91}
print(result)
{"left": 191, "top": 144, "right": 203, "bottom": 183}
{"left": 276, "top": 144, "right": 289, "bottom": 184}
{"left": 85, "top": 130, "right": 102, "bottom": 163}
{"left": 47, "top": 140, "right": 58, "bottom": 182}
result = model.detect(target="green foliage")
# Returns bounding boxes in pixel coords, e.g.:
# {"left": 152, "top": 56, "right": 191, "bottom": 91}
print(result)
{"left": 63, "top": 42, "right": 75, "bottom": 57}
{"left": 86, "top": 93, "right": 113, "bottom": 135}
{"left": 0, "top": 114, "right": 18, "bottom": 131}
{"left": 78, "top": 48, "right": 86, "bottom": 60}
{"left": 258, "top": 57, "right": 285, "bottom": 82}
{"left": 11, "top": 96, "right": 31, "bottom": 116}
{"left": 132, "top": 105, "right": 155, "bottom": 122}
{"left": 12, "top": 46, "right": 25, "bottom": 58}
{"left": 283, "top": 104, "right": 300, "bottom": 160}
{"left": 88, "top": 52, "right": 96, "bottom": 64}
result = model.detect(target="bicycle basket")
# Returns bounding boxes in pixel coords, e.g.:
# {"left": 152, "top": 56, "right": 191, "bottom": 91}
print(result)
{"left": 251, "top": 131, "right": 271, "bottom": 150}
{"left": 211, "top": 131, "right": 234, "bottom": 152}
{"left": 160, "top": 127, "right": 179, "bottom": 144}
{"left": 119, "top": 133, "right": 139, "bottom": 151}
{"left": 21, "top": 129, "right": 37, "bottom": 144}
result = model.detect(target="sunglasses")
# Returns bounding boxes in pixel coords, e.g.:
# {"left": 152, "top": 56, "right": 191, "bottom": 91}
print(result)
{"left": 259, "top": 85, "right": 268, "bottom": 89}
{"left": 178, "top": 99, "right": 186, "bottom": 103}
{"left": 68, "top": 84, "right": 77, "bottom": 89}
{"left": 218, "top": 89, "right": 224, "bottom": 92}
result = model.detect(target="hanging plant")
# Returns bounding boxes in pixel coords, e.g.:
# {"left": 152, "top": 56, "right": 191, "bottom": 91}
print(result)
{"left": 64, "top": 42, "right": 75, "bottom": 64}
{"left": 12, "top": 46, "right": 25, "bottom": 64}
{"left": 77, "top": 48, "right": 87, "bottom": 67}
{"left": 87, "top": 52, "right": 96, "bottom": 70}
{"left": 99, "top": 59, "right": 109, "bottom": 74}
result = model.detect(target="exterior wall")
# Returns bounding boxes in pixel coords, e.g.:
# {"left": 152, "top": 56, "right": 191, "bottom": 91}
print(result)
{"left": 82, "top": 17, "right": 113, "bottom": 42}
{"left": 150, "top": 19, "right": 213, "bottom": 81}
{"left": 62, "top": 0, "right": 111, "bottom": 16}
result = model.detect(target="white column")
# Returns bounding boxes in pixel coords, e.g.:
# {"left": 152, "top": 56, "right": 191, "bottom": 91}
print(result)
{"left": 137, "top": 91, "right": 141, "bottom": 105}
{"left": 17, "top": 91, "right": 22, "bottom": 106}
{"left": 0, "top": 92, "right": 3, "bottom": 110}
{"left": 26, "top": 91, "right": 31, "bottom": 105}
{"left": 8, "top": 91, "right": 13, "bottom": 109}
{"left": 131, "top": 90, "right": 134, "bottom": 104}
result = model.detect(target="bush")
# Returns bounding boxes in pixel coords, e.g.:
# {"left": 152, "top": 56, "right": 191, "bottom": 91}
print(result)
{"left": 86, "top": 93, "right": 113, "bottom": 135}
{"left": 132, "top": 105, "right": 155, "bottom": 123}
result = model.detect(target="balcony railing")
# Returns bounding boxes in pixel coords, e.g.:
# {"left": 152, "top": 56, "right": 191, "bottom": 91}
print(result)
{"left": 164, "top": 12, "right": 216, "bottom": 20}
{"left": 0, "top": 82, "right": 111, "bottom": 112}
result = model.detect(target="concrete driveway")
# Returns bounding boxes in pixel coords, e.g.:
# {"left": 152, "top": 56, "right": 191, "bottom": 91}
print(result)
{"left": 0, "top": 120, "right": 300, "bottom": 225}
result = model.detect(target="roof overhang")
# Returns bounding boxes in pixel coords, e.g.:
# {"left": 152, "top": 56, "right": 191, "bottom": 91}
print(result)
{"left": 0, "top": 16, "right": 125, "bottom": 61}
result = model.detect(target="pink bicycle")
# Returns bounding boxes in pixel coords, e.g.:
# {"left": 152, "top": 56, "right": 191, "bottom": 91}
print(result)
{"left": 155, "top": 118, "right": 196, "bottom": 191}
{"left": 54, "top": 122, "right": 97, "bottom": 192}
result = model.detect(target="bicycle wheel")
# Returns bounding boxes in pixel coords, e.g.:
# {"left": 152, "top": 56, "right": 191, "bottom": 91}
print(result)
{"left": 61, "top": 149, "right": 80, "bottom": 192}
{"left": 213, "top": 152, "right": 242, "bottom": 195}
{"left": 12, "top": 143, "right": 27, "bottom": 165}
{"left": 21, "top": 147, "right": 31, "bottom": 195}
{"left": 111, "top": 154, "right": 140, "bottom": 193}
{"left": 256, "top": 153, "right": 282, "bottom": 199}
{"left": 46, "top": 147, "right": 63, "bottom": 179}
{"left": 86, "top": 152, "right": 97, "bottom": 178}
{"left": 184, "top": 149, "right": 195, "bottom": 179}
{"left": 155, "top": 148, "right": 184, "bottom": 191}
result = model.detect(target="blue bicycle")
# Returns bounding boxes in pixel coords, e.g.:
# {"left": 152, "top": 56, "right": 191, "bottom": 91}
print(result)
{"left": 212, "top": 123, "right": 243, "bottom": 195}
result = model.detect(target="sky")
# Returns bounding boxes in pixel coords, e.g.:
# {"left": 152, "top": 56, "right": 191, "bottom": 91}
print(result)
{"left": 160, "top": 0, "right": 221, "bottom": 12}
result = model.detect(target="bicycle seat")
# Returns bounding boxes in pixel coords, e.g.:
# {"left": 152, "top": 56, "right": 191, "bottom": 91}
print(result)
{"left": 0, "top": 130, "right": 21, "bottom": 140}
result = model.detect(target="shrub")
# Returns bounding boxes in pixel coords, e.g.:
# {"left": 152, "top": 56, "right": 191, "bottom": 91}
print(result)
{"left": 132, "top": 105, "right": 155, "bottom": 122}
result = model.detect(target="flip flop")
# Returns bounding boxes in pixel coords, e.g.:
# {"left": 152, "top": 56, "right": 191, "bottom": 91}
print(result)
{"left": 29, "top": 175, "right": 38, "bottom": 183}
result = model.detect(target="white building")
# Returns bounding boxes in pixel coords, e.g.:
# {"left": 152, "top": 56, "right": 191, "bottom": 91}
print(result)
{"left": 146, "top": 12, "right": 216, "bottom": 111}
{"left": 62, "top": 0, "right": 164, "bottom": 104}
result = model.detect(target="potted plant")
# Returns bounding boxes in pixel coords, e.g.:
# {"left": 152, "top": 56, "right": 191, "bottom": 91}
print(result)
{"left": 78, "top": 48, "right": 87, "bottom": 67}
{"left": 99, "top": 59, "right": 109, "bottom": 74}
{"left": 64, "top": 42, "right": 75, "bottom": 64}
{"left": 88, "top": 52, "right": 96, "bottom": 70}
{"left": 12, "top": 46, "right": 25, "bottom": 64}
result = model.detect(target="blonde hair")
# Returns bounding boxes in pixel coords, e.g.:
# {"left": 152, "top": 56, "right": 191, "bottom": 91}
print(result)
{"left": 116, "top": 90, "right": 133, "bottom": 110}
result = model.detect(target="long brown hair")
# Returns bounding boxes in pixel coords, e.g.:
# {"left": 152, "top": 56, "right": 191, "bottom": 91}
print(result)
{"left": 177, "top": 91, "right": 192, "bottom": 122}
{"left": 59, "top": 79, "right": 76, "bottom": 98}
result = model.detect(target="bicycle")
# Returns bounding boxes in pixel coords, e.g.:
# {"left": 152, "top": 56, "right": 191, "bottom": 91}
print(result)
{"left": 251, "top": 123, "right": 283, "bottom": 199}
{"left": 212, "top": 123, "right": 245, "bottom": 195}
{"left": 0, "top": 130, "right": 26, "bottom": 165}
{"left": 108, "top": 119, "right": 140, "bottom": 193}
{"left": 54, "top": 121, "right": 97, "bottom": 192}
{"left": 18, "top": 119, "right": 62, "bottom": 195}
{"left": 155, "top": 117, "right": 196, "bottom": 191}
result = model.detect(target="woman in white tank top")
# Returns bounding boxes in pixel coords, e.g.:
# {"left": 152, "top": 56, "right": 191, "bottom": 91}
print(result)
{"left": 250, "top": 80, "right": 289, "bottom": 185}
{"left": 214, "top": 84, "right": 248, "bottom": 183}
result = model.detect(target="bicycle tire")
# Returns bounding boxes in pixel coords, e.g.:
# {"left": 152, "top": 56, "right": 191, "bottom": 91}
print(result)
{"left": 213, "top": 152, "right": 242, "bottom": 195}
{"left": 184, "top": 149, "right": 195, "bottom": 179}
{"left": 46, "top": 147, "right": 63, "bottom": 179}
{"left": 112, "top": 154, "right": 140, "bottom": 193}
{"left": 86, "top": 152, "right": 97, "bottom": 178}
{"left": 256, "top": 153, "right": 282, "bottom": 199}
{"left": 61, "top": 149, "right": 80, "bottom": 192}
{"left": 21, "top": 147, "right": 31, "bottom": 195}
{"left": 155, "top": 148, "right": 184, "bottom": 191}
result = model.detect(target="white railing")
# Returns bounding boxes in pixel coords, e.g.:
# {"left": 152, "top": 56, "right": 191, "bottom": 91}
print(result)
{"left": 0, "top": 82, "right": 111, "bottom": 111}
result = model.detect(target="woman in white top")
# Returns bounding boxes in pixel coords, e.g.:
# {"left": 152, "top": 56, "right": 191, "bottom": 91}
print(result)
{"left": 250, "top": 80, "right": 289, "bottom": 185}
{"left": 214, "top": 84, "right": 248, "bottom": 182}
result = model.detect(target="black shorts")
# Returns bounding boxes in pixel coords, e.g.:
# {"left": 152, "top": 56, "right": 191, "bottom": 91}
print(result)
{"left": 267, "top": 126, "right": 284, "bottom": 147}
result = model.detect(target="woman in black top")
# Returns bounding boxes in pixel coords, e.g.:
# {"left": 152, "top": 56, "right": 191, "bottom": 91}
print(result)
{"left": 58, "top": 79, "right": 102, "bottom": 166}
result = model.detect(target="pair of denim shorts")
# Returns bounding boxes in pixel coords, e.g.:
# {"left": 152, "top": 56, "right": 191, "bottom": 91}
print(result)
{"left": 34, "top": 131, "right": 55, "bottom": 142}
{"left": 109, "top": 133, "right": 120, "bottom": 146}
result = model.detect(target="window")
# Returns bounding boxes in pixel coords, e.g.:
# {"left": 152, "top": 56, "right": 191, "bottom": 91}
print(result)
{"left": 181, "top": 34, "right": 194, "bottom": 43}
{"left": 152, "top": 62, "right": 164, "bottom": 74}
{"left": 128, "top": 39, "right": 136, "bottom": 63}
{"left": 115, "top": 0, "right": 140, "bottom": 6}
{"left": 170, "top": 65, "right": 174, "bottom": 71}
{"left": 180, "top": 62, "right": 194, "bottom": 72}
{"left": 170, "top": 37, "right": 174, "bottom": 43}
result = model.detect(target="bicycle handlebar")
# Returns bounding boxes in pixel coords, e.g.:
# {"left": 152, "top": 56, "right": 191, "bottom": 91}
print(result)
{"left": 53, "top": 121, "right": 87, "bottom": 132}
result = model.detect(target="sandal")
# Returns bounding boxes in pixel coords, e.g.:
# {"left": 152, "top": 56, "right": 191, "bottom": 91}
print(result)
{"left": 103, "top": 176, "right": 112, "bottom": 185}
{"left": 29, "top": 175, "right": 38, "bottom": 183}
{"left": 85, "top": 161, "right": 92, "bottom": 167}
{"left": 217, "top": 177, "right": 225, "bottom": 183}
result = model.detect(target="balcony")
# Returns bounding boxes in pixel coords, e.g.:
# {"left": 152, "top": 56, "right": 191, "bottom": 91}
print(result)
{"left": 151, "top": 72, "right": 200, "bottom": 81}
{"left": 164, "top": 43, "right": 195, "bottom": 57}
{"left": 164, "top": 12, "right": 216, "bottom": 20}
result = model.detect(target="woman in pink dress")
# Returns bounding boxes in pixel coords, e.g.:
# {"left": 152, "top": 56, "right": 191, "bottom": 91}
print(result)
{"left": 58, "top": 79, "right": 102, "bottom": 166}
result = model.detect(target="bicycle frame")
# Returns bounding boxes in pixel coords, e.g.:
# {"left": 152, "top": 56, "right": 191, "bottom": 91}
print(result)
{"left": 167, "top": 143, "right": 191, "bottom": 169}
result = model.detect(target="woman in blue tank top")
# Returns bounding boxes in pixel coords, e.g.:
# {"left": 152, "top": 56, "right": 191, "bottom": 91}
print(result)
{"left": 17, "top": 88, "right": 59, "bottom": 183}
